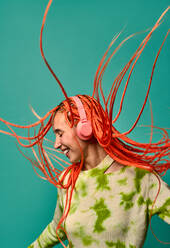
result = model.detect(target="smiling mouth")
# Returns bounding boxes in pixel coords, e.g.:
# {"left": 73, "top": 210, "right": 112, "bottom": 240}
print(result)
{"left": 63, "top": 148, "right": 70, "bottom": 157}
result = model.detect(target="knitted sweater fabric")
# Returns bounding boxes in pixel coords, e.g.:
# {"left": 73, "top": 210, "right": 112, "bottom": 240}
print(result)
{"left": 28, "top": 155, "right": 170, "bottom": 248}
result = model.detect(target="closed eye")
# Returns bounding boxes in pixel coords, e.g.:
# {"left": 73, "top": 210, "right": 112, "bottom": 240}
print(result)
{"left": 53, "top": 128, "right": 63, "bottom": 137}
{"left": 58, "top": 132, "right": 63, "bottom": 137}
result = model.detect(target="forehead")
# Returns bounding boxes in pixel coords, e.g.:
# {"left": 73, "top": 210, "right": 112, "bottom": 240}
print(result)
{"left": 53, "top": 112, "right": 68, "bottom": 131}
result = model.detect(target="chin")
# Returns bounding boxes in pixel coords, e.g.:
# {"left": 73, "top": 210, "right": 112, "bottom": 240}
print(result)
{"left": 69, "top": 155, "right": 81, "bottom": 164}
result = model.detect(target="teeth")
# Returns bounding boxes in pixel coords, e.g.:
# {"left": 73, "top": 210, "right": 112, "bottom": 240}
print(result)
{"left": 63, "top": 149, "right": 69, "bottom": 155}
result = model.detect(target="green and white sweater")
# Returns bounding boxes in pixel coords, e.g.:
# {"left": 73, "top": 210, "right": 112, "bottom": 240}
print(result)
{"left": 28, "top": 155, "right": 170, "bottom": 248}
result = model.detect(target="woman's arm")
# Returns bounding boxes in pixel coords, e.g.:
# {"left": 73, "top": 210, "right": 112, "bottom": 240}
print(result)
{"left": 148, "top": 173, "right": 170, "bottom": 224}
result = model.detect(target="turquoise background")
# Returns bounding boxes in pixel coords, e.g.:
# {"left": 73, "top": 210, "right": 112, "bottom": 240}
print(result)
{"left": 0, "top": 0, "right": 169, "bottom": 247}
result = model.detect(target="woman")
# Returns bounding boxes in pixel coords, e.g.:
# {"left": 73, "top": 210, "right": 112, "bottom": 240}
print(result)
{"left": 27, "top": 95, "right": 170, "bottom": 248}
{"left": 0, "top": 1, "right": 169, "bottom": 247}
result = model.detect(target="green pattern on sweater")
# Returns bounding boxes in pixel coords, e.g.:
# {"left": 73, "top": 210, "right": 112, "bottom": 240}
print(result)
{"left": 90, "top": 198, "right": 111, "bottom": 233}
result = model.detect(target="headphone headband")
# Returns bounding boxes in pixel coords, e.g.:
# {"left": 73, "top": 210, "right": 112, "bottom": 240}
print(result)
{"left": 71, "top": 96, "right": 93, "bottom": 140}
{"left": 71, "top": 96, "right": 87, "bottom": 122}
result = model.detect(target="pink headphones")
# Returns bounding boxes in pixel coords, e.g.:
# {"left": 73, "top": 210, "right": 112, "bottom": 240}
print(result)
{"left": 71, "top": 96, "right": 93, "bottom": 140}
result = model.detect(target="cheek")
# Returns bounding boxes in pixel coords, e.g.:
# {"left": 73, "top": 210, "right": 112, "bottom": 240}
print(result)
{"left": 74, "top": 139, "right": 88, "bottom": 155}
{"left": 70, "top": 137, "right": 83, "bottom": 153}
{"left": 62, "top": 132, "right": 77, "bottom": 147}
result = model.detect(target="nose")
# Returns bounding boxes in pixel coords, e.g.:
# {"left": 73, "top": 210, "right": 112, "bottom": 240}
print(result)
{"left": 54, "top": 137, "right": 61, "bottom": 149}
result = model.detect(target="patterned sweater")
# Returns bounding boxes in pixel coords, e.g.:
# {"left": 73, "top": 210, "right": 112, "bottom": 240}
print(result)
{"left": 28, "top": 155, "right": 170, "bottom": 248}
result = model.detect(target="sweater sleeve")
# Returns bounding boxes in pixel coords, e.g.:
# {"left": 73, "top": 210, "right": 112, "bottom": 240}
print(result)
{"left": 148, "top": 173, "right": 170, "bottom": 224}
{"left": 28, "top": 189, "right": 67, "bottom": 248}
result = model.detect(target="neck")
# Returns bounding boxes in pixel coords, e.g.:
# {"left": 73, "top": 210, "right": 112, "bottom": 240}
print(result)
{"left": 82, "top": 141, "right": 107, "bottom": 171}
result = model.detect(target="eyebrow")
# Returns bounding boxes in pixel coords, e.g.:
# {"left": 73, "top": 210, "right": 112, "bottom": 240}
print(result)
{"left": 53, "top": 128, "right": 63, "bottom": 134}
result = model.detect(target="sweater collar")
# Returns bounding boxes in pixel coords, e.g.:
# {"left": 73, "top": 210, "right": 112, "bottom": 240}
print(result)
{"left": 80, "top": 154, "right": 114, "bottom": 175}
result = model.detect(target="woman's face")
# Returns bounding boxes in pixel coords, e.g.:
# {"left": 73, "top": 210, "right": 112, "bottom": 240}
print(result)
{"left": 53, "top": 111, "right": 88, "bottom": 163}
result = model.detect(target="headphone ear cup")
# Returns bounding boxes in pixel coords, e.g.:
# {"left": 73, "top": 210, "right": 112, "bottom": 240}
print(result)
{"left": 76, "top": 120, "right": 93, "bottom": 140}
